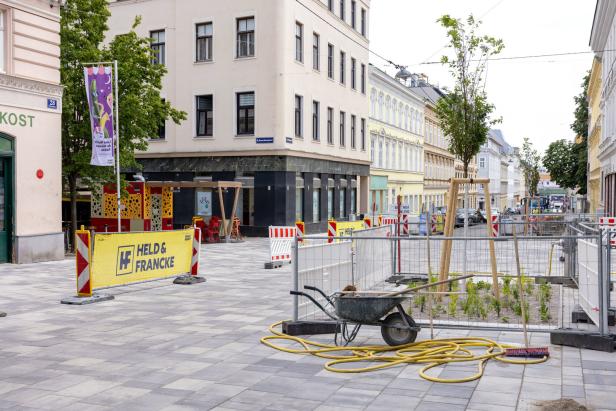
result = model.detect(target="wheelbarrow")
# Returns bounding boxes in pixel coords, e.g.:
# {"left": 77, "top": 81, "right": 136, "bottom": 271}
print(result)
{"left": 290, "top": 274, "right": 474, "bottom": 346}
{"left": 291, "top": 285, "right": 419, "bottom": 346}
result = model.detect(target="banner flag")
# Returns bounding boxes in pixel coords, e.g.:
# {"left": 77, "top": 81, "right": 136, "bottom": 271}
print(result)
{"left": 84, "top": 66, "right": 115, "bottom": 166}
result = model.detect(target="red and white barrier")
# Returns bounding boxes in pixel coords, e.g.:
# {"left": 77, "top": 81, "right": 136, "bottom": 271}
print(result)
{"left": 191, "top": 227, "right": 201, "bottom": 275}
{"left": 401, "top": 214, "right": 409, "bottom": 236}
{"left": 327, "top": 220, "right": 337, "bottom": 243}
{"left": 382, "top": 217, "right": 398, "bottom": 226}
{"left": 364, "top": 217, "right": 372, "bottom": 229}
{"left": 296, "top": 221, "right": 305, "bottom": 243}
{"left": 491, "top": 215, "right": 499, "bottom": 237}
{"left": 75, "top": 228, "right": 92, "bottom": 297}
{"left": 599, "top": 217, "right": 616, "bottom": 248}
{"left": 269, "top": 226, "right": 296, "bottom": 262}
{"left": 431, "top": 215, "right": 438, "bottom": 233}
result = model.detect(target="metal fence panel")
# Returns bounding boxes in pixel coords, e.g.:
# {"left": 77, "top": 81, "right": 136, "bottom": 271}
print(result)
{"left": 577, "top": 238, "right": 600, "bottom": 325}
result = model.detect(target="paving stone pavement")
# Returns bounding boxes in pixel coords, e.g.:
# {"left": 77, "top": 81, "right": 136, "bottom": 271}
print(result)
{"left": 1, "top": 238, "right": 615, "bottom": 410}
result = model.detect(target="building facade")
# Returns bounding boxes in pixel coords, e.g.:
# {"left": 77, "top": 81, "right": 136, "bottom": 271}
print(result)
{"left": 590, "top": 0, "right": 616, "bottom": 215}
{"left": 477, "top": 129, "right": 505, "bottom": 211}
{"left": 0, "top": 0, "right": 63, "bottom": 263}
{"left": 368, "top": 66, "right": 424, "bottom": 215}
{"left": 588, "top": 57, "right": 603, "bottom": 213}
{"left": 408, "top": 82, "right": 453, "bottom": 211}
{"left": 108, "top": 0, "right": 371, "bottom": 234}
{"left": 454, "top": 157, "right": 478, "bottom": 209}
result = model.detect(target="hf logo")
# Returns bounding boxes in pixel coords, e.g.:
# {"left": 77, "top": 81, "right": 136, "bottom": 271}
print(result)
{"left": 116, "top": 246, "right": 135, "bottom": 275}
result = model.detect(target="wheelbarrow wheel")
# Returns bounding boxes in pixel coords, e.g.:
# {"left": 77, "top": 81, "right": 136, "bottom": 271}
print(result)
{"left": 381, "top": 312, "right": 417, "bottom": 346}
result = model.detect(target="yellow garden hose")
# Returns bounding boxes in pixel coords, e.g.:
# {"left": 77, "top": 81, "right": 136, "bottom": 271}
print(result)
{"left": 261, "top": 321, "right": 548, "bottom": 383}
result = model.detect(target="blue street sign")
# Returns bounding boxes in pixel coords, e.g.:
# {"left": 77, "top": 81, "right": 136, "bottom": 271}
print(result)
{"left": 47, "top": 98, "right": 58, "bottom": 110}
{"left": 256, "top": 137, "right": 274, "bottom": 144}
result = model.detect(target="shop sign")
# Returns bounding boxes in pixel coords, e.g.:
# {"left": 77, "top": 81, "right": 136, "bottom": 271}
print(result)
{"left": 196, "top": 191, "right": 212, "bottom": 216}
{"left": 0, "top": 110, "right": 35, "bottom": 127}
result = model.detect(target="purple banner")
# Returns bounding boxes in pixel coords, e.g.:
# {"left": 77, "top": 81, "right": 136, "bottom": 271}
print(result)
{"left": 84, "top": 66, "right": 115, "bottom": 166}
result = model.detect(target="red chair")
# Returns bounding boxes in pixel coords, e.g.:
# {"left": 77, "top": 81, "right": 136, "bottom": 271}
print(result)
{"left": 205, "top": 216, "right": 221, "bottom": 243}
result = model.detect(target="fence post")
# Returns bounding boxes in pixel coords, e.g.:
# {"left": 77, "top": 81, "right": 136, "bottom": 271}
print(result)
{"left": 598, "top": 230, "right": 607, "bottom": 335}
{"left": 293, "top": 235, "right": 299, "bottom": 322}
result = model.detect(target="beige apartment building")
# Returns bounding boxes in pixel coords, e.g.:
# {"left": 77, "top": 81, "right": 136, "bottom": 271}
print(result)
{"left": 108, "top": 0, "right": 371, "bottom": 234}
{"left": 0, "top": 0, "right": 63, "bottom": 263}
{"left": 409, "top": 81, "right": 454, "bottom": 211}
{"left": 588, "top": 57, "right": 602, "bottom": 213}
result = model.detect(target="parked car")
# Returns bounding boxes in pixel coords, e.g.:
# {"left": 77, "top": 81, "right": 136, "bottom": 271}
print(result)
{"left": 455, "top": 208, "right": 480, "bottom": 227}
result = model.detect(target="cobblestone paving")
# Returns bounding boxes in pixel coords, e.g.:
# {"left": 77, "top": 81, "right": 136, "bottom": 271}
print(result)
{"left": 0, "top": 238, "right": 615, "bottom": 410}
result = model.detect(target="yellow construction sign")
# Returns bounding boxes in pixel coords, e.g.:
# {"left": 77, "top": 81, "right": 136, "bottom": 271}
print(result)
{"left": 90, "top": 229, "right": 193, "bottom": 289}
{"left": 336, "top": 221, "right": 365, "bottom": 236}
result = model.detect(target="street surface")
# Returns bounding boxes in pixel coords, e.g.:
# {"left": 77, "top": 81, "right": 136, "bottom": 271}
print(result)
{"left": 0, "top": 238, "right": 615, "bottom": 410}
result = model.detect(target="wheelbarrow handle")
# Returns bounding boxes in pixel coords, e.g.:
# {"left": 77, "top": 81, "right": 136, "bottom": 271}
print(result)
{"left": 303, "top": 285, "right": 335, "bottom": 306}
{"left": 290, "top": 290, "right": 338, "bottom": 321}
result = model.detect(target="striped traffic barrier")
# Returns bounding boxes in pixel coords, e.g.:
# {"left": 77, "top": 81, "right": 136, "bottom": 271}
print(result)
{"left": 491, "top": 215, "right": 499, "bottom": 237}
{"left": 363, "top": 217, "right": 372, "bottom": 229}
{"left": 296, "top": 221, "right": 305, "bottom": 243}
{"left": 378, "top": 215, "right": 383, "bottom": 226}
{"left": 431, "top": 214, "right": 438, "bottom": 233}
{"left": 599, "top": 217, "right": 616, "bottom": 248}
{"left": 401, "top": 214, "right": 409, "bottom": 236}
{"left": 76, "top": 226, "right": 92, "bottom": 297}
{"left": 327, "top": 220, "right": 337, "bottom": 243}
{"left": 265, "top": 226, "right": 296, "bottom": 269}
{"left": 191, "top": 227, "right": 201, "bottom": 275}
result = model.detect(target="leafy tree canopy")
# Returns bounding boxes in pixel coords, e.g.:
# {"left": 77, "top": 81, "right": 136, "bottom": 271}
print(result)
{"left": 435, "top": 14, "right": 504, "bottom": 177}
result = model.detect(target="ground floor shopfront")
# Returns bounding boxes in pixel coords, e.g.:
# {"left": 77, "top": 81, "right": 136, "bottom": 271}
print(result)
{"left": 369, "top": 172, "right": 424, "bottom": 216}
{"left": 137, "top": 155, "right": 369, "bottom": 235}
{"left": 0, "top": 76, "right": 63, "bottom": 263}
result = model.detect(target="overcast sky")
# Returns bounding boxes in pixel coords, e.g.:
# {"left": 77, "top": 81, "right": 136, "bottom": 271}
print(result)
{"left": 369, "top": 0, "right": 596, "bottom": 154}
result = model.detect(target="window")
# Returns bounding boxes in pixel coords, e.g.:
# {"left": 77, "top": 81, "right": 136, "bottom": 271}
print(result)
{"left": 237, "top": 17, "right": 255, "bottom": 58}
{"left": 480, "top": 157, "right": 485, "bottom": 168}
{"left": 312, "top": 33, "right": 320, "bottom": 71}
{"left": 0, "top": 11, "right": 4, "bottom": 73}
{"left": 236, "top": 92, "right": 255, "bottom": 135}
{"left": 339, "top": 111, "right": 346, "bottom": 147}
{"left": 360, "top": 63, "right": 366, "bottom": 93}
{"left": 339, "top": 51, "right": 346, "bottom": 84}
{"left": 328, "top": 0, "right": 334, "bottom": 12}
{"left": 196, "top": 23, "right": 213, "bottom": 62}
{"left": 313, "top": 188, "right": 321, "bottom": 222}
{"left": 350, "top": 115, "right": 356, "bottom": 149}
{"left": 196, "top": 95, "right": 213, "bottom": 137}
{"left": 312, "top": 101, "right": 320, "bottom": 141}
{"left": 339, "top": 188, "right": 346, "bottom": 218}
{"left": 295, "top": 22, "right": 303, "bottom": 62}
{"left": 361, "top": 8, "right": 366, "bottom": 36}
{"left": 150, "top": 30, "right": 165, "bottom": 65}
{"left": 339, "top": 0, "right": 345, "bottom": 21}
{"left": 155, "top": 98, "right": 166, "bottom": 139}
{"left": 294, "top": 95, "right": 303, "bottom": 137}
{"left": 296, "top": 187, "right": 304, "bottom": 222}
{"left": 351, "top": 1, "right": 356, "bottom": 29}
{"left": 328, "top": 188, "right": 334, "bottom": 219}
{"left": 360, "top": 118, "right": 366, "bottom": 151}
{"left": 327, "top": 44, "right": 334, "bottom": 79}
{"left": 370, "top": 136, "right": 375, "bottom": 163}
{"left": 351, "top": 58, "right": 356, "bottom": 89}
{"left": 327, "top": 107, "right": 334, "bottom": 144}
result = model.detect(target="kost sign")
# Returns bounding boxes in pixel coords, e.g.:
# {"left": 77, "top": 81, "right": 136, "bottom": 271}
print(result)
{"left": 0, "top": 111, "right": 35, "bottom": 127}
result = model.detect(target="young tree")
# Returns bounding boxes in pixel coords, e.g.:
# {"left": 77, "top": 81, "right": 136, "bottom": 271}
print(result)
{"left": 518, "top": 137, "right": 540, "bottom": 197}
{"left": 61, "top": 2, "right": 186, "bottom": 245}
{"left": 435, "top": 15, "right": 504, "bottom": 177}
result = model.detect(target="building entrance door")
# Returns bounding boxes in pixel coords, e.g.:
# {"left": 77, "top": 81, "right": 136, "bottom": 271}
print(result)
{"left": 0, "top": 134, "right": 13, "bottom": 263}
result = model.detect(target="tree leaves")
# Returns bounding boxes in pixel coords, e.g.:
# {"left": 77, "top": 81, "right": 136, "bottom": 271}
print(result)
{"left": 434, "top": 14, "right": 504, "bottom": 177}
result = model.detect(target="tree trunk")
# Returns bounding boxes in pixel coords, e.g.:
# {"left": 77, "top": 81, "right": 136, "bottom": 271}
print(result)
{"left": 69, "top": 174, "right": 78, "bottom": 253}
{"left": 463, "top": 161, "right": 469, "bottom": 179}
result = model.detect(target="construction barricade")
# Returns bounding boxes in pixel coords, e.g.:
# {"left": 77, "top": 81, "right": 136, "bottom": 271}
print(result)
{"left": 491, "top": 215, "right": 500, "bottom": 237}
{"left": 265, "top": 226, "right": 296, "bottom": 269}
{"left": 63, "top": 227, "right": 202, "bottom": 305}
{"left": 363, "top": 217, "right": 372, "bottom": 229}
{"left": 327, "top": 220, "right": 337, "bottom": 243}
{"left": 296, "top": 221, "right": 305, "bottom": 243}
{"left": 336, "top": 221, "right": 365, "bottom": 237}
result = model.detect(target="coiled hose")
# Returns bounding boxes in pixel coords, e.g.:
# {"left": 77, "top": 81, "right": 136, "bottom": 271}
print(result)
{"left": 261, "top": 321, "right": 548, "bottom": 383}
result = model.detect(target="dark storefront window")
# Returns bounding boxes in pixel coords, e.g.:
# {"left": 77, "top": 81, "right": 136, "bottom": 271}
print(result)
{"left": 339, "top": 188, "right": 346, "bottom": 219}
{"left": 313, "top": 188, "right": 321, "bottom": 222}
